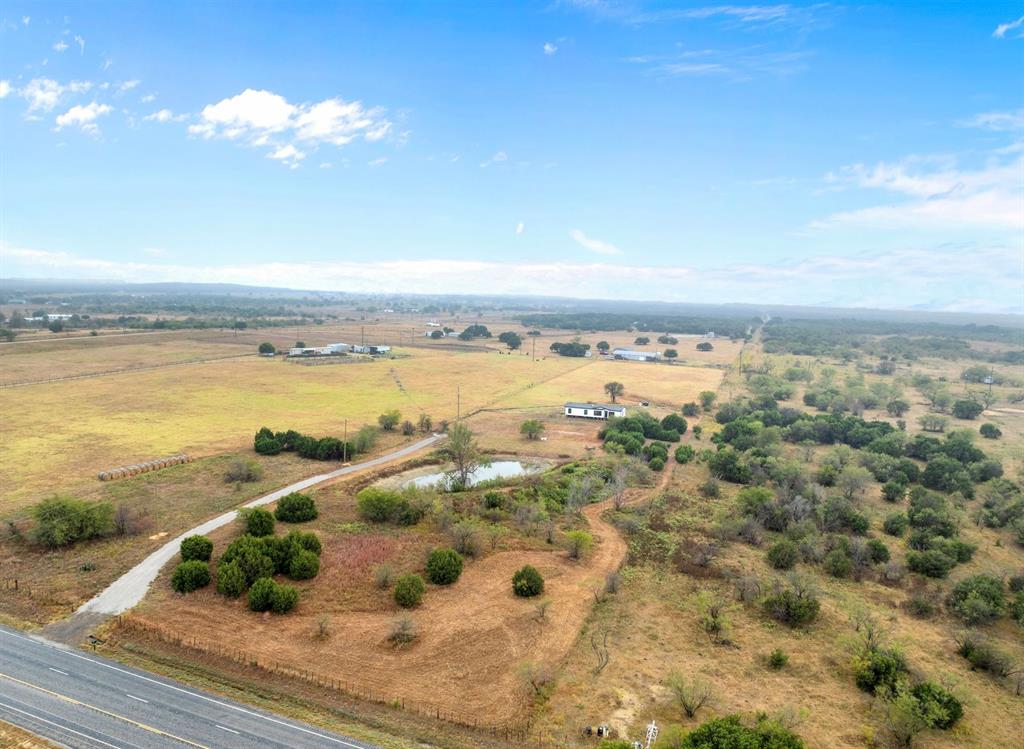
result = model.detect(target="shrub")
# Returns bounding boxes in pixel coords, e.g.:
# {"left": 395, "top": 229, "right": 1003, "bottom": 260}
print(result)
{"left": 374, "top": 563, "right": 393, "bottom": 589}
{"left": 288, "top": 548, "right": 321, "bottom": 580}
{"left": 285, "top": 529, "right": 322, "bottom": 556}
{"left": 947, "top": 574, "right": 1005, "bottom": 625}
{"left": 881, "top": 481, "right": 906, "bottom": 503}
{"left": 979, "top": 423, "right": 1002, "bottom": 439}
{"left": 824, "top": 548, "right": 853, "bottom": 578}
{"left": 766, "top": 540, "right": 799, "bottom": 570}
{"left": 356, "top": 487, "right": 410, "bottom": 524}
{"left": 241, "top": 507, "right": 275, "bottom": 537}
{"left": 248, "top": 577, "right": 276, "bottom": 611}
{"left": 180, "top": 534, "right": 213, "bottom": 562}
{"left": 401, "top": 420, "right": 416, "bottom": 436}
{"left": 883, "top": 512, "right": 908, "bottom": 537}
{"left": 394, "top": 573, "right": 425, "bottom": 607}
{"left": 767, "top": 648, "right": 789, "bottom": 670}
{"left": 674, "top": 445, "right": 695, "bottom": 464}
{"left": 274, "top": 492, "right": 318, "bottom": 523}
{"left": 952, "top": 399, "right": 983, "bottom": 420}
{"left": 956, "top": 632, "right": 1015, "bottom": 677}
{"left": 905, "top": 593, "right": 937, "bottom": 618}
{"left": 171, "top": 560, "right": 210, "bottom": 593}
{"left": 520, "top": 420, "right": 545, "bottom": 440}
{"left": 224, "top": 458, "right": 263, "bottom": 483}
{"left": 700, "top": 477, "right": 721, "bottom": 498}
{"left": 907, "top": 549, "right": 956, "bottom": 579}
{"left": 764, "top": 582, "right": 820, "bottom": 627}
{"left": 1010, "top": 591, "right": 1024, "bottom": 626}
{"left": 664, "top": 672, "right": 712, "bottom": 719}
{"left": 388, "top": 615, "right": 418, "bottom": 645}
{"left": 910, "top": 682, "right": 963, "bottom": 729}
{"left": 866, "top": 538, "right": 890, "bottom": 564}
{"left": 853, "top": 646, "right": 907, "bottom": 693}
{"left": 32, "top": 496, "right": 114, "bottom": 548}
{"left": 681, "top": 716, "right": 803, "bottom": 749}
{"left": 648, "top": 456, "right": 665, "bottom": 471}
{"left": 271, "top": 583, "right": 299, "bottom": 613}
{"left": 216, "top": 560, "right": 246, "bottom": 597}
{"left": 220, "top": 534, "right": 275, "bottom": 585}
{"left": 565, "top": 530, "right": 593, "bottom": 559}
{"left": 378, "top": 410, "right": 401, "bottom": 430}
{"left": 513, "top": 565, "right": 545, "bottom": 597}
{"left": 425, "top": 548, "right": 463, "bottom": 585}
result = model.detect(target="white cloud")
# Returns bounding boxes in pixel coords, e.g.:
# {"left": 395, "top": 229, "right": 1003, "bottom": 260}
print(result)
{"left": 0, "top": 80, "right": 10, "bottom": 99}
{"left": 543, "top": 42, "right": 558, "bottom": 55}
{"left": 570, "top": 228, "right": 623, "bottom": 255}
{"left": 268, "top": 143, "right": 306, "bottom": 165}
{"left": 993, "top": 15, "right": 1024, "bottom": 39}
{"left": 187, "top": 88, "right": 392, "bottom": 167}
{"left": 5, "top": 241, "right": 1017, "bottom": 313}
{"left": 53, "top": 40, "right": 69, "bottom": 53}
{"left": 480, "top": 150, "right": 508, "bottom": 168}
{"left": 516, "top": 221, "right": 525, "bottom": 235}
{"left": 814, "top": 151, "right": 1023, "bottom": 231}
{"left": 22, "top": 16, "right": 29, "bottom": 25}
{"left": 143, "top": 108, "right": 184, "bottom": 123}
{"left": 103, "top": 58, "right": 113, "bottom": 71}
{"left": 140, "top": 93, "right": 156, "bottom": 103}
{"left": 958, "top": 109, "right": 1024, "bottom": 132}
{"left": 319, "top": 162, "right": 332, "bottom": 169}
{"left": 142, "top": 247, "right": 166, "bottom": 257}
{"left": 54, "top": 101, "right": 112, "bottom": 133}
{"left": 368, "top": 156, "right": 388, "bottom": 167}
{"left": 118, "top": 80, "right": 140, "bottom": 93}
{"left": 17, "top": 78, "right": 93, "bottom": 112}
{"left": 74, "top": 35, "right": 85, "bottom": 54}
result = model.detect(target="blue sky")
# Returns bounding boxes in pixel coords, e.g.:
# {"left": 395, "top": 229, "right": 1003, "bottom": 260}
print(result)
{"left": 1, "top": 1, "right": 1022, "bottom": 312}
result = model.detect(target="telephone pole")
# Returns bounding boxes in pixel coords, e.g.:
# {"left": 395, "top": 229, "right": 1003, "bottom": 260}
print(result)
{"left": 457, "top": 385, "right": 461, "bottom": 421}
{"left": 343, "top": 419, "right": 348, "bottom": 462}
{"left": 532, "top": 335, "right": 536, "bottom": 362}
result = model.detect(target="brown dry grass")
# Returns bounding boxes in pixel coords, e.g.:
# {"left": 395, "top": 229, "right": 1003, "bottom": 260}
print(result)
{"left": 115, "top": 463, "right": 663, "bottom": 730}
{"left": 0, "top": 721, "right": 61, "bottom": 749}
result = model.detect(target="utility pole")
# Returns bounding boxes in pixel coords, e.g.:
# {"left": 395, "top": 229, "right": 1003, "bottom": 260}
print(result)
{"left": 532, "top": 335, "right": 536, "bottom": 362}
{"left": 343, "top": 419, "right": 348, "bottom": 462}
{"left": 457, "top": 385, "right": 461, "bottom": 421}
{"left": 361, "top": 326, "right": 365, "bottom": 347}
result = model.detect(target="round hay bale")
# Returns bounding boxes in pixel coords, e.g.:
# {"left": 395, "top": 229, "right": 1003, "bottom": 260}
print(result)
{"left": 98, "top": 472, "right": 108, "bottom": 481}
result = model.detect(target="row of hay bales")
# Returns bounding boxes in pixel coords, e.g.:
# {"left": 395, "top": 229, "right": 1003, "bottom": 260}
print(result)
{"left": 97, "top": 454, "right": 192, "bottom": 481}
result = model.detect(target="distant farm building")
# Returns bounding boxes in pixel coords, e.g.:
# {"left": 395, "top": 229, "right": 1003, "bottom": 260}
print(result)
{"left": 613, "top": 348, "right": 662, "bottom": 362}
{"left": 564, "top": 402, "right": 627, "bottom": 420}
{"left": 286, "top": 342, "right": 392, "bottom": 357}
{"left": 351, "top": 344, "right": 391, "bottom": 355}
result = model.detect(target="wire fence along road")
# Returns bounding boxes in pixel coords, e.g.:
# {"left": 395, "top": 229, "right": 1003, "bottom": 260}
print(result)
{"left": 76, "top": 434, "right": 444, "bottom": 617}
{"left": 0, "top": 625, "right": 380, "bottom": 749}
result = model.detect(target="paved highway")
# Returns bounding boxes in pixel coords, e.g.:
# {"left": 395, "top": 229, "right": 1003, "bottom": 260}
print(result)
{"left": 0, "top": 626, "right": 379, "bottom": 749}
{"left": 77, "top": 434, "right": 444, "bottom": 617}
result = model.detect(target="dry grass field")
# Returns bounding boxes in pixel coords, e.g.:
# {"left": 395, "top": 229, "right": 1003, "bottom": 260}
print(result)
{"left": 0, "top": 721, "right": 61, "bottom": 749}
{"left": 114, "top": 463, "right": 669, "bottom": 731}
{"left": 533, "top": 464, "right": 1024, "bottom": 749}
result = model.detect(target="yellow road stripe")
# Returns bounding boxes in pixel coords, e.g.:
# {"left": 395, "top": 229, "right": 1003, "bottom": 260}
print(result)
{"left": 0, "top": 671, "right": 212, "bottom": 749}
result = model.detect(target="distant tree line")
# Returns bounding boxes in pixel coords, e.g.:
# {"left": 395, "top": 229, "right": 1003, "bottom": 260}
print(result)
{"left": 518, "top": 312, "right": 753, "bottom": 339}
{"left": 254, "top": 425, "right": 378, "bottom": 461}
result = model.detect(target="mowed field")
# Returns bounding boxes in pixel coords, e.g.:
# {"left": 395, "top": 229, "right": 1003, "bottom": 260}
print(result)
{"left": 0, "top": 331, "right": 725, "bottom": 512}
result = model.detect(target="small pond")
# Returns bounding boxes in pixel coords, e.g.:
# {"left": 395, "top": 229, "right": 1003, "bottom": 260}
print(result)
{"left": 403, "top": 460, "right": 541, "bottom": 490}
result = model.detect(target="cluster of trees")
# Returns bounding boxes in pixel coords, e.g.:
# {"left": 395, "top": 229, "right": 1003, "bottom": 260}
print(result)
{"left": 549, "top": 341, "right": 590, "bottom": 357}
{"left": 599, "top": 714, "right": 803, "bottom": 749}
{"left": 518, "top": 312, "right": 752, "bottom": 339}
{"left": 600, "top": 411, "right": 685, "bottom": 466}
{"left": 497, "top": 331, "right": 522, "bottom": 350}
{"left": 458, "top": 324, "right": 491, "bottom": 340}
{"left": 253, "top": 425, "right": 377, "bottom": 461}
{"left": 30, "top": 496, "right": 114, "bottom": 548}
{"left": 356, "top": 487, "right": 426, "bottom": 526}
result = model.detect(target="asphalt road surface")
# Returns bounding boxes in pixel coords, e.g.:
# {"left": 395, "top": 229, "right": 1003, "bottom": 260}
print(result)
{"left": 0, "top": 626, "right": 379, "bottom": 749}
{"left": 77, "top": 434, "right": 444, "bottom": 617}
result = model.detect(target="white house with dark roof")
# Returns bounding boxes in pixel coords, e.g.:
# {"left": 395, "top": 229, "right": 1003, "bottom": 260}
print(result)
{"left": 564, "top": 402, "right": 627, "bottom": 420}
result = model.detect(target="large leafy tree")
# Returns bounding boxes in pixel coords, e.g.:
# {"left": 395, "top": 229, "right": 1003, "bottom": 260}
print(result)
{"left": 604, "top": 381, "right": 624, "bottom": 403}
{"left": 440, "top": 422, "right": 488, "bottom": 490}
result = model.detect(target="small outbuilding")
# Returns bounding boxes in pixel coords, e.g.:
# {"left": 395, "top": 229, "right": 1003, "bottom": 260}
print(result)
{"left": 564, "top": 402, "right": 627, "bottom": 420}
{"left": 612, "top": 348, "right": 661, "bottom": 362}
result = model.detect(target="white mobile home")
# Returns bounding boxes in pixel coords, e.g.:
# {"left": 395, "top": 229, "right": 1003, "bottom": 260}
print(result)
{"left": 612, "top": 348, "right": 661, "bottom": 362}
{"left": 564, "top": 402, "right": 627, "bottom": 420}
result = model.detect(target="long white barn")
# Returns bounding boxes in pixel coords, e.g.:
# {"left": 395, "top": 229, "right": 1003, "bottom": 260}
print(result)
{"left": 564, "top": 402, "right": 627, "bottom": 420}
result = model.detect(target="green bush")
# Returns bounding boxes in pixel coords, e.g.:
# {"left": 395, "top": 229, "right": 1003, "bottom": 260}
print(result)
{"left": 274, "top": 492, "right": 318, "bottom": 523}
{"left": 766, "top": 540, "right": 799, "bottom": 570}
{"left": 947, "top": 574, "right": 1005, "bottom": 625}
{"left": 285, "top": 529, "right": 322, "bottom": 556}
{"left": 220, "top": 535, "right": 276, "bottom": 586}
{"left": 910, "top": 682, "right": 963, "bottom": 729}
{"left": 883, "top": 512, "right": 908, "bottom": 536}
{"left": 171, "top": 560, "right": 211, "bottom": 593}
{"left": 248, "top": 577, "right": 277, "bottom": 611}
{"left": 866, "top": 538, "right": 890, "bottom": 564}
{"left": 513, "top": 565, "right": 545, "bottom": 597}
{"left": 32, "top": 496, "right": 114, "bottom": 548}
{"left": 180, "top": 535, "right": 213, "bottom": 562}
{"left": 356, "top": 487, "right": 419, "bottom": 524}
{"left": 224, "top": 458, "right": 263, "bottom": 483}
{"left": 674, "top": 445, "right": 696, "bottom": 464}
{"left": 216, "top": 560, "right": 246, "bottom": 597}
{"left": 853, "top": 646, "right": 907, "bottom": 693}
{"left": 680, "top": 715, "right": 804, "bottom": 749}
{"left": 767, "top": 648, "right": 789, "bottom": 670}
{"left": 907, "top": 549, "right": 956, "bottom": 579}
{"left": 824, "top": 548, "right": 853, "bottom": 578}
{"left": 271, "top": 583, "right": 299, "bottom": 613}
{"left": 1010, "top": 591, "right": 1024, "bottom": 626}
{"left": 288, "top": 548, "right": 321, "bottom": 580}
{"left": 394, "top": 573, "right": 425, "bottom": 608}
{"left": 957, "top": 633, "right": 1014, "bottom": 676}
{"left": 241, "top": 507, "right": 275, "bottom": 536}
{"left": 881, "top": 481, "right": 906, "bottom": 503}
{"left": 979, "top": 423, "right": 1001, "bottom": 439}
{"left": 648, "top": 457, "right": 666, "bottom": 472}
{"left": 763, "top": 587, "right": 819, "bottom": 628}
{"left": 425, "top": 548, "right": 463, "bottom": 585}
